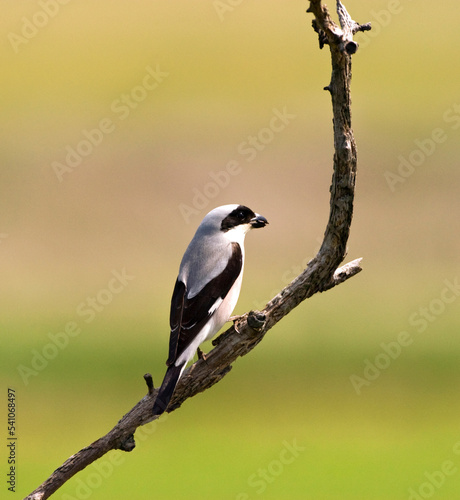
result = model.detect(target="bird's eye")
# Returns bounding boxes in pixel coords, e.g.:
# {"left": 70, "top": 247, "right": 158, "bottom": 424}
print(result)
{"left": 237, "top": 210, "right": 246, "bottom": 219}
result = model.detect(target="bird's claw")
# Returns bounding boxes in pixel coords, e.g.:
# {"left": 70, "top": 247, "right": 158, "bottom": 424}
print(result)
{"left": 229, "top": 314, "right": 243, "bottom": 333}
{"left": 196, "top": 347, "right": 208, "bottom": 362}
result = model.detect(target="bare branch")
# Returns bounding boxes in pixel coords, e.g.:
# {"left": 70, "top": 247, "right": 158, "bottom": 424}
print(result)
{"left": 24, "top": 2, "right": 369, "bottom": 499}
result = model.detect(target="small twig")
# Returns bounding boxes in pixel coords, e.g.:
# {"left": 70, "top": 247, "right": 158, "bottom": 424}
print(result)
{"left": 143, "top": 373, "right": 154, "bottom": 395}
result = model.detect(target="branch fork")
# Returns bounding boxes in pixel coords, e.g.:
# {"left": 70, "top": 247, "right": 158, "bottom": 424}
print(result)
{"left": 308, "top": 0, "right": 371, "bottom": 54}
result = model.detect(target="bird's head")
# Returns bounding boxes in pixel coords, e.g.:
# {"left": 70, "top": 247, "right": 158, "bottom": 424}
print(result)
{"left": 214, "top": 204, "right": 268, "bottom": 233}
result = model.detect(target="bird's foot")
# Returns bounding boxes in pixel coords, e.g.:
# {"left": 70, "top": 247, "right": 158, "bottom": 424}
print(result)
{"left": 229, "top": 314, "right": 244, "bottom": 333}
{"left": 196, "top": 347, "right": 208, "bottom": 362}
{"left": 228, "top": 315, "right": 242, "bottom": 322}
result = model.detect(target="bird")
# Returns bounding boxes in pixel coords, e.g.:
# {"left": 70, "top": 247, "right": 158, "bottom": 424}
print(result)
{"left": 152, "top": 204, "right": 268, "bottom": 415}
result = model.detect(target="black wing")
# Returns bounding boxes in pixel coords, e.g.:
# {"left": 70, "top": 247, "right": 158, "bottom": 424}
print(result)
{"left": 166, "top": 242, "right": 242, "bottom": 366}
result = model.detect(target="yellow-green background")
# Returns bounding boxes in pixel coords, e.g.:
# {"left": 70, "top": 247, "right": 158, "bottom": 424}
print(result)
{"left": 2, "top": 1, "right": 460, "bottom": 499}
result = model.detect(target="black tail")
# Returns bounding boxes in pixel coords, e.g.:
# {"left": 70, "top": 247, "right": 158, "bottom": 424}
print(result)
{"left": 152, "top": 363, "right": 185, "bottom": 416}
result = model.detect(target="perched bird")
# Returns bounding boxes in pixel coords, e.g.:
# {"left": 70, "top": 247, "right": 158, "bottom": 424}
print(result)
{"left": 152, "top": 204, "right": 268, "bottom": 415}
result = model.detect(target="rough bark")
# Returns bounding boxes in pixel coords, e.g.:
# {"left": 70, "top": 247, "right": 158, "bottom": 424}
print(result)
{"left": 25, "top": 2, "right": 369, "bottom": 499}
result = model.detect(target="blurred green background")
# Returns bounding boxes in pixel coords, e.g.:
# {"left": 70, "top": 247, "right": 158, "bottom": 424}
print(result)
{"left": 2, "top": 1, "right": 460, "bottom": 499}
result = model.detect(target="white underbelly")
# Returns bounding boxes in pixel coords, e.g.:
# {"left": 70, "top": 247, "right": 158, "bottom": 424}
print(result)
{"left": 175, "top": 270, "right": 243, "bottom": 367}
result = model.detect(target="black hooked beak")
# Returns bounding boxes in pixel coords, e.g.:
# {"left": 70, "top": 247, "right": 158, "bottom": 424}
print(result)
{"left": 250, "top": 214, "right": 269, "bottom": 228}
